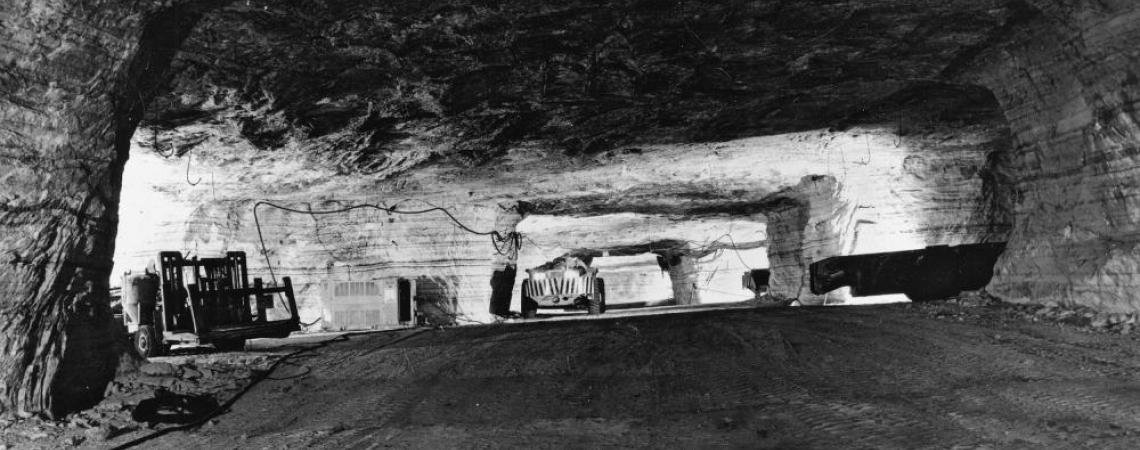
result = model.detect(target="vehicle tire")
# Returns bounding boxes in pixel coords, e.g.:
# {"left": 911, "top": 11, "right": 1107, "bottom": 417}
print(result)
{"left": 589, "top": 278, "right": 606, "bottom": 315}
{"left": 213, "top": 339, "right": 246, "bottom": 352}
{"left": 521, "top": 297, "right": 538, "bottom": 319}
{"left": 903, "top": 253, "right": 961, "bottom": 302}
{"left": 134, "top": 324, "right": 164, "bottom": 358}
{"left": 587, "top": 297, "right": 601, "bottom": 315}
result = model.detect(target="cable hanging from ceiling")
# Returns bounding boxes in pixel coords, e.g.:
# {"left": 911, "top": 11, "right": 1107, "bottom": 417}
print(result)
{"left": 185, "top": 152, "right": 201, "bottom": 186}
{"left": 252, "top": 200, "right": 521, "bottom": 285}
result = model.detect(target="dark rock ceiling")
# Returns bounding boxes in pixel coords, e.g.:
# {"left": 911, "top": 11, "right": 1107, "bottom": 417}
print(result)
{"left": 147, "top": 0, "right": 1023, "bottom": 176}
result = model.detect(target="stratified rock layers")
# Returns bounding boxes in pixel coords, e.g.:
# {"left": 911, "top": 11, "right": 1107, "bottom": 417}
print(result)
{"left": 0, "top": 0, "right": 196, "bottom": 417}
{"left": 9, "top": 0, "right": 1140, "bottom": 421}
{"left": 761, "top": 128, "right": 1012, "bottom": 303}
{"left": 114, "top": 118, "right": 1007, "bottom": 318}
{"left": 967, "top": 2, "right": 1140, "bottom": 312}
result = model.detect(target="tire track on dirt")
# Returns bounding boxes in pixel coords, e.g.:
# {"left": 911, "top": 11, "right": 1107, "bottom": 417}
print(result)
{"left": 997, "top": 381, "right": 1140, "bottom": 430}
{"left": 135, "top": 305, "right": 1140, "bottom": 449}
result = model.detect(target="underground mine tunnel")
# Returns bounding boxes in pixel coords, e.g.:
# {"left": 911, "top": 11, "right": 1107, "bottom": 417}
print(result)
{"left": 5, "top": 0, "right": 1140, "bottom": 447}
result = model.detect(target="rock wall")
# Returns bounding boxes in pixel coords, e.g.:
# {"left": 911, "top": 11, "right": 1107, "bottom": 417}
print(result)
{"left": 7, "top": 0, "right": 1139, "bottom": 424}
{"left": 965, "top": 1, "right": 1140, "bottom": 312}
{"left": 659, "top": 252, "right": 701, "bottom": 306}
{"left": 694, "top": 247, "right": 769, "bottom": 304}
{"left": 115, "top": 114, "right": 1008, "bottom": 318}
{"left": 766, "top": 176, "right": 854, "bottom": 304}
{"left": 151, "top": 0, "right": 1019, "bottom": 173}
{"left": 115, "top": 153, "right": 516, "bottom": 327}
{"left": 763, "top": 124, "right": 1012, "bottom": 303}
{"left": 0, "top": 1, "right": 206, "bottom": 417}
{"left": 514, "top": 213, "right": 766, "bottom": 305}
{"left": 588, "top": 255, "right": 674, "bottom": 307}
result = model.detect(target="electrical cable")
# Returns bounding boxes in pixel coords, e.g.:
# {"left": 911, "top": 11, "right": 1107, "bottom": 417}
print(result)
{"left": 147, "top": 123, "right": 175, "bottom": 159}
{"left": 491, "top": 231, "right": 522, "bottom": 260}
{"left": 185, "top": 153, "right": 200, "bottom": 186}
{"left": 724, "top": 234, "right": 754, "bottom": 270}
{"left": 521, "top": 235, "right": 565, "bottom": 261}
{"left": 299, "top": 317, "right": 321, "bottom": 327}
{"left": 252, "top": 200, "right": 521, "bottom": 312}
{"left": 263, "top": 358, "right": 313, "bottom": 381}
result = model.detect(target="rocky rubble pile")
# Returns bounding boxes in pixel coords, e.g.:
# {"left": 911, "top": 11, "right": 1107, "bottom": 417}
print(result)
{"left": 1027, "top": 302, "right": 1140, "bottom": 335}
{"left": 0, "top": 352, "right": 279, "bottom": 449}
{"left": 918, "top": 291, "right": 1140, "bottom": 336}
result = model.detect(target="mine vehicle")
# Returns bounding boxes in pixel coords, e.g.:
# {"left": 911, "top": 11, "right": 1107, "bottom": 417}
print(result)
{"left": 520, "top": 257, "right": 606, "bottom": 318}
{"left": 119, "top": 251, "right": 301, "bottom": 357}
{"left": 809, "top": 242, "right": 1007, "bottom": 301}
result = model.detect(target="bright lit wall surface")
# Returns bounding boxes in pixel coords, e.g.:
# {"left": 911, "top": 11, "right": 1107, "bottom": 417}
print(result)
{"left": 591, "top": 254, "right": 674, "bottom": 306}
{"left": 696, "top": 247, "right": 768, "bottom": 303}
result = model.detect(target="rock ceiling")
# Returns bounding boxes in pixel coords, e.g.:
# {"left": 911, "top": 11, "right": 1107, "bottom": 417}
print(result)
{"left": 107, "top": 0, "right": 1020, "bottom": 323}
{"left": 141, "top": 0, "right": 1022, "bottom": 215}
{"left": 6, "top": 0, "right": 1140, "bottom": 419}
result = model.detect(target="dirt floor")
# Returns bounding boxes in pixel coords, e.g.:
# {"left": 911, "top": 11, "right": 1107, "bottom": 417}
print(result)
{"left": 8, "top": 298, "right": 1140, "bottom": 449}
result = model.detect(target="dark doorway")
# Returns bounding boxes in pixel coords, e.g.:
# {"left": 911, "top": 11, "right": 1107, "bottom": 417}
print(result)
{"left": 398, "top": 278, "right": 412, "bottom": 323}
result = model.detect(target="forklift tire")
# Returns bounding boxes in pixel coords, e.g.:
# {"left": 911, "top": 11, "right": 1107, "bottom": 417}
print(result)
{"left": 522, "top": 297, "right": 538, "bottom": 319}
{"left": 213, "top": 339, "right": 246, "bottom": 352}
{"left": 134, "top": 325, "right": 164, "bottom": 358}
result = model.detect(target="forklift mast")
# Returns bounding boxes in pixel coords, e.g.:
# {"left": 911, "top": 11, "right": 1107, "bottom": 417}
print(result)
{"left": 128, "top": 250, "right": 301, "bottom": 357}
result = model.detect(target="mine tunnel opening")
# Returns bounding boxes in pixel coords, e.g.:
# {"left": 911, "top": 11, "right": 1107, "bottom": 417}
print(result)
{"left": 511, "top": 249, "right": 770, "bottom": 318}
{"left": 512, "top": 213, "right": 770, "bottom": 316}
{"left": 106, "top": 0, "right": 1022, "bottom": 320}
{"left": 106, "top": 25, "right": 1020, "bottom": 326}
{"left": 757, "top": 83, "right": 1015, "bottom": 305}
{"left": 3, "top": 0, "right": 1053, "bottom": 423}
{"left": 11, "top": 0, "right": 1140, "bottom": 445}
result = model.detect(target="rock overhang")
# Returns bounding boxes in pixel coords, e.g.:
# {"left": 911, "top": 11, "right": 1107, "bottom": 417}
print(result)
{"left": 143, "top": 0, "right": 1019, "bottom": 185}
{"left": 111, "top": 0, "right": 1021, "bottom": 323}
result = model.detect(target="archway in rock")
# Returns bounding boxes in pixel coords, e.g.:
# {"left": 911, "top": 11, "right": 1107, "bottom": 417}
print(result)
{"left": 7, "top": 0, "right": 1140, "bottom": 420}
{"left": 0, "top": 2, "right": 214, "bottom": 417}
{"left": 513, "top": 213, "right": 767, "bottom": 309}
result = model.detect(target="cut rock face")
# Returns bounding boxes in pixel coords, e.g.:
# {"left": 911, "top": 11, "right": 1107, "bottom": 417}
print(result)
{"left": 0, "top": 0, "right": 205, "bottom": 417}
{"left": 114, "top": 108, "right": 1008, "bottom": 320}
{"left": 7, "top": 0, "right": 1140, "bottom": 420}
{"left": 151, "top": 1, "right": 1021, "bottom": 170}
{"left": 963, "top": 3, "right": 1140, "bottom": 312}
{"left": 110, "top": 0, "right": 1018, "bottom": 323}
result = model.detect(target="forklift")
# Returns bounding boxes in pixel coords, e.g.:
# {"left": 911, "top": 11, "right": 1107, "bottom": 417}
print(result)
{"left": 120, "top": 251, "right": 301, "bottom": 357}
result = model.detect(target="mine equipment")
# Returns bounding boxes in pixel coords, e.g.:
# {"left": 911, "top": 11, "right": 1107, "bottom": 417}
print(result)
{"left": 120, "top": 251, "right": 300, "bottom": 357}
{"left": 742, "top": 269, "right": 771, "bottom": 296}
{"left": 809, "top": 242, "right": 1007, "bottom": 301}
{"left": 520, "top": 257, "right": 606, "bottom": 318}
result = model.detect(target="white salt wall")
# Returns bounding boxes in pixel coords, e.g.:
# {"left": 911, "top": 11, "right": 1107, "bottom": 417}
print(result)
{"left": 695, "top": 247, "right": 769, "bottom": 304}
{"left": 962, "top": 3, "right": 1140, "bottom": 312}
{"left": 115, "top": 119, "right": 1004, "bottom": 321}
{"left": 590, "top": 255, "right": 674, "bottom": 306}
{"left": 113, "top": 139, "right": 513, "bottom": 327}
